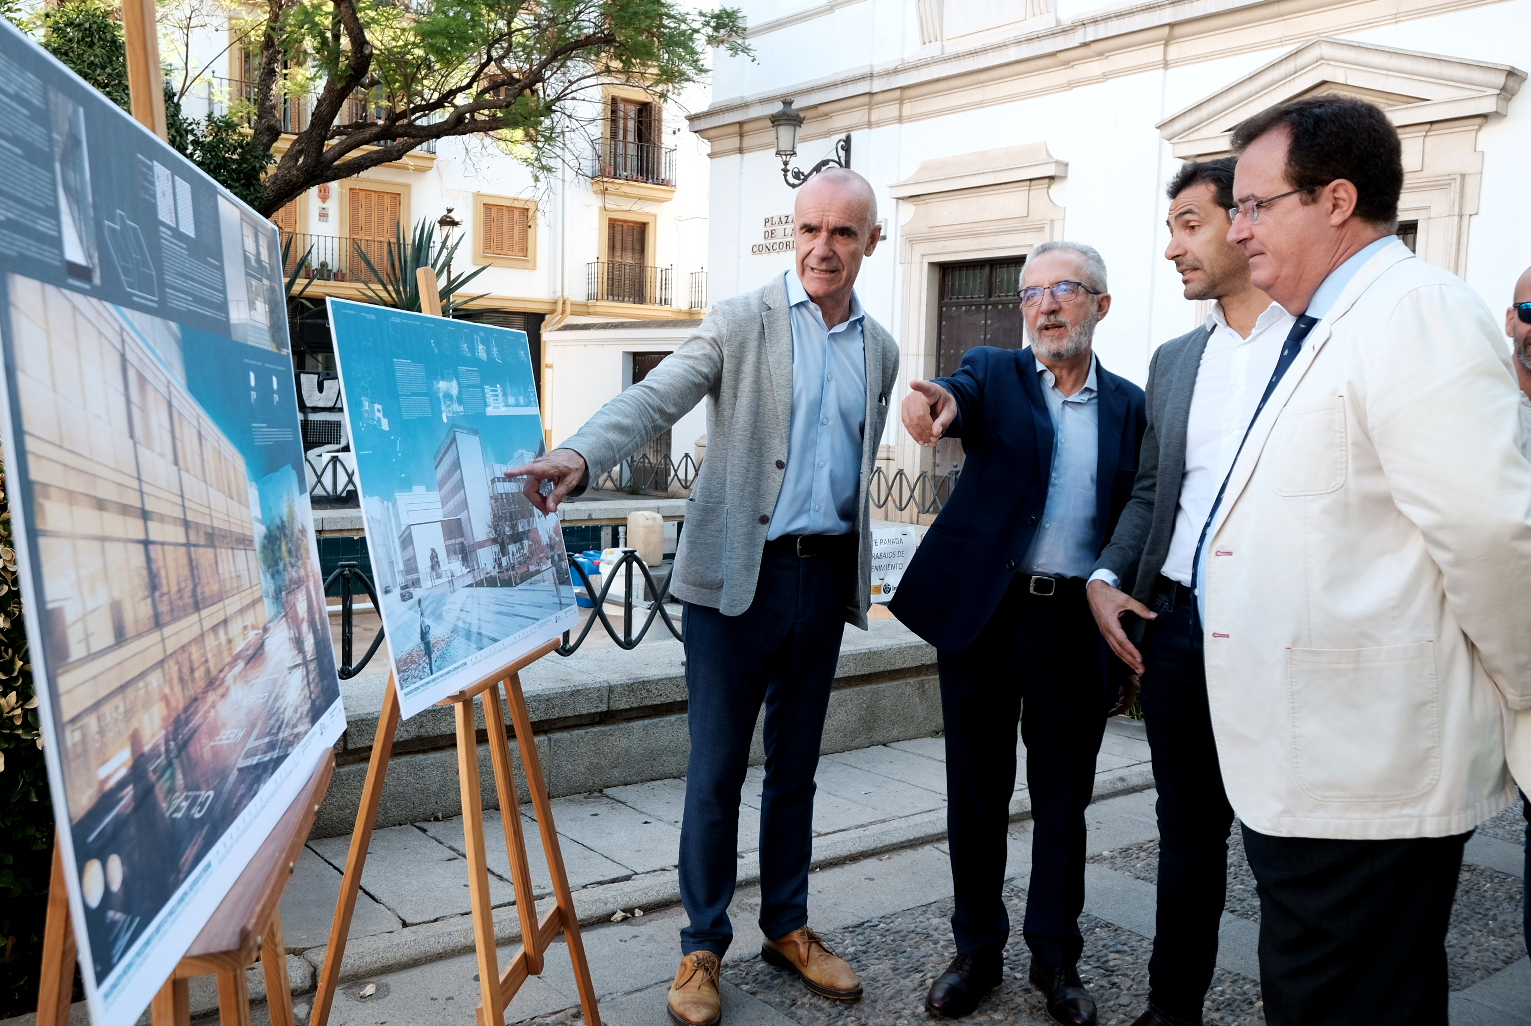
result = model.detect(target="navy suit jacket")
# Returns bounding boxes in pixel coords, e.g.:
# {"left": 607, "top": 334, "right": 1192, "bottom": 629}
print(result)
{"left": 891, "top": 346, "right": 1147, "bottom": 655}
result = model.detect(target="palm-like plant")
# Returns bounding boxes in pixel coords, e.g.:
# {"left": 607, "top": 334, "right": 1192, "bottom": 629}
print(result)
{"left": 352, "top": 218, "right": 490, "bottom": 316}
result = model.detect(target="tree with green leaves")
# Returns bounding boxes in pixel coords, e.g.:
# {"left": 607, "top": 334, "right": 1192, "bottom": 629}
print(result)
{"left": 243, "top": 0, "right": 746, "bottom": 217}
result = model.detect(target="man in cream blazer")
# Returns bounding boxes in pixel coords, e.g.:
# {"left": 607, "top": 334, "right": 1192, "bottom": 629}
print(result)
{"left": 1206, "top": 96, "right": 1531, "bottom": 1023}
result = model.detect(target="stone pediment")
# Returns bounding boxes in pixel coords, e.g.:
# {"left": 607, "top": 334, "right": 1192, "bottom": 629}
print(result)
{"left": 1157, "top": 38, "right": 1525, "bottom": 159}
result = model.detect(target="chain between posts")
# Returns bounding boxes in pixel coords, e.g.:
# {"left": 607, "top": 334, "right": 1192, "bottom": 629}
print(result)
{"left": 323, "top": 561, "right": 388, "bottom": 679}
{"left": 557, "top": 550, "right": 684, "bottom": 655}
{"left": 325, "top": 552, "right": 683, "bottom": 678}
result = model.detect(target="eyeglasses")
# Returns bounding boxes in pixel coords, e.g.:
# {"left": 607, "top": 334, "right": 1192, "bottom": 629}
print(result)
{"left": 1019, "top": 280, "right": 1101, "bottom": 306}
{"left": 1516, "top": 302, "right": 1531, "bottom": 325}
{"left": 1228, "top": 186, "right": 1316, "bottom": 224}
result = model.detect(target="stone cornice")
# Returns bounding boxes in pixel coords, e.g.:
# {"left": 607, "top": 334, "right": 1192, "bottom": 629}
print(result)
{"left": 688, "top": 0, "right": 1506, "bottom": 155}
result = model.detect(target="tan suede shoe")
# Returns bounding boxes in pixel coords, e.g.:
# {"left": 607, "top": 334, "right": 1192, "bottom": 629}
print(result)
{"left": 761, "top": 926, "right": 863, "bottom": 1000}
{"left": 667, "top": 951, "right": 723, "bottom": 1026}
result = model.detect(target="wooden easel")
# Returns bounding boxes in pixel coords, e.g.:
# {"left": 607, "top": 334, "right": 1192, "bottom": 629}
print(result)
{"left": 308, "top": 271, "right": 602, "bottom": 1026}
{"left": 36, "top": 751, "right": 336, "bottom": 1026}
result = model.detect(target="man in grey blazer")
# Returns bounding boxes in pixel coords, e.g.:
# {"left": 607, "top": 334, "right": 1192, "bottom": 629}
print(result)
{"left": 1085, "top": 158, "right": 1293, "bottom": 1026}
{"left": 509, "top": 168, "right": 899, "bottom": 1026}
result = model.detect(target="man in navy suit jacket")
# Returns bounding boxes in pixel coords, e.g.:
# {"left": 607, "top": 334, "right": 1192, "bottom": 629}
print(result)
{"left": 891, "top": 242, "right": 1146, "bottom": 1026}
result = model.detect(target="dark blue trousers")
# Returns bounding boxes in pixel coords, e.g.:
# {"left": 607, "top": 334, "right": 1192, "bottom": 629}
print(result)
{"left": 938, "top": 576, "right": 1108, "bottom": 966}
{"left": 677, "top": 545, "right": 854, "bottom": 956}
{"left": 1137, "top": 581, "right": 1236, "bottom": 1026}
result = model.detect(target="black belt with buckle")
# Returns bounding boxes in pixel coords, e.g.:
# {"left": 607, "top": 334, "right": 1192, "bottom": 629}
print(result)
{"left": 764, "top": 533, "right": 858, "bottom": 558}
{"left": 1023, "top": 574, "right": 1085, "bottom": 598}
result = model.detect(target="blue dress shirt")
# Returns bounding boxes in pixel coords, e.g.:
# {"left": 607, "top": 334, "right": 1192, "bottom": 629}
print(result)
{"left": 767, "top": 271, "right": 868, "bottom": 538}
{"left": 1021, "top": 356, "right": 1100, "bottom": 579}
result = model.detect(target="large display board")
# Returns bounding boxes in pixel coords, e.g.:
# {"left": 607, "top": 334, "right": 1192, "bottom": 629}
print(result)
{"left": 328, "top": 299, "right": 578, "bottom": 717}
{"left": 0, "top": 21, "right": 344, "bottom": 1024}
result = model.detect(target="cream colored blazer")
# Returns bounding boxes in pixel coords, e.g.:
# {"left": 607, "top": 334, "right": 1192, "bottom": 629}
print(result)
{"left": 1201, "top": 240, "right": 1531, "bottom": 840}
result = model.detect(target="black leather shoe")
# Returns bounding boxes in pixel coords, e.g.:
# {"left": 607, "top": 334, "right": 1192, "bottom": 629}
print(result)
{"left": 1130, "top": 1010, "right": 1199, "bottom": 1026}
{"left": 925, "top": 952, "right": 1003, "bottom": 1018}
{"left": 1028, "top": 962, "right": 1097, "bottom": 1026}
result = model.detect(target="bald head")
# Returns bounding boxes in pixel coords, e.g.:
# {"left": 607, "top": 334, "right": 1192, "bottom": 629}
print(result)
{"left": 795, "top": 167, "right": 878, "bottom": 233}
{"left": 1508, "top": 265, "right": 1531, "bottom": 382}
{"left": 793, "top": 167, "right": 882, "bottom": 326}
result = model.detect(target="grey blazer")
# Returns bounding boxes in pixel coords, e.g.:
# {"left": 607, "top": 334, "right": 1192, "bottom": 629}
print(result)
{"left": 1094, "top": 324, "right": 1212, "bottom": 612}
{"left": 561, "top": 276, "right": 900, "bottom": 628}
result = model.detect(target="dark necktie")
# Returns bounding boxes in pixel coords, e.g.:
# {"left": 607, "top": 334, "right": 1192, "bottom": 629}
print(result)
{"left": 1191, "top": 313, "right": 1320, "bottom": 593}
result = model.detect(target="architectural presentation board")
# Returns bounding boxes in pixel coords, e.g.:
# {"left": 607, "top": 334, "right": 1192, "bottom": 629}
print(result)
{"left": 327, "top": 299, "right": 578, "bottom": 717}
{"left": 0, "top": 21, "right": 345, "bottom": 1025}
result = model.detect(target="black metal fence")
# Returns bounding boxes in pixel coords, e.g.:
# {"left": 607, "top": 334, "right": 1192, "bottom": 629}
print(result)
{"left": 587, "top": 451, "right": 959, "bottom": 516}
{"left": 326, "top": 549, "right": 684, "bottom": 677}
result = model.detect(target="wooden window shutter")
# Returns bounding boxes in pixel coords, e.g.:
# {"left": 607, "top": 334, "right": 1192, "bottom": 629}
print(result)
{"left": 608, "top": 219, "right": 644, "bottom": 265}
{"left": 646, "top": 102, "right": 662, "bottom": 145}
{"left": 270, "top": 200, "right": 299, "bottom": 236}
{"left": 350, "top": 189, "right": 400, "bottom": 241}
{"left": 482, "top": 203, "right": 529, "bottom": 258}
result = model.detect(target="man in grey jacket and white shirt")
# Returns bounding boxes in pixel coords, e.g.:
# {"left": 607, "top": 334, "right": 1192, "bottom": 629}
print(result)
{"left": 1086, "top": 157, "right": 1292, "bottom": 1026}
{"left": 509, "top": 168, "right": 899, "bottom": 1026}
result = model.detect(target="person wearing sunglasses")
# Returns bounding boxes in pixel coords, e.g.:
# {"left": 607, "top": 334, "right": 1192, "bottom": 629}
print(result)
{"left": 894, "top": 241, "right": 1146, "bottom": 1026}
{"left": 1506, "top": 265, "right": 1531, "bottom": 973}
{"left": 1507, "top": 268, "right": 1531, "bottom": 399}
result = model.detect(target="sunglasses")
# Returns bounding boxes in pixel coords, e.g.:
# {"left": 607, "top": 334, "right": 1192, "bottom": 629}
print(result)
{"left": 1518, "top": 302, "right": 1531, "bottom": 325}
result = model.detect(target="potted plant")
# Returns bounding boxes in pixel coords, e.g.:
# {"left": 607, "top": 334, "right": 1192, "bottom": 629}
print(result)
{"left": 317, "top": 259, "right": 332, "bottom": 280}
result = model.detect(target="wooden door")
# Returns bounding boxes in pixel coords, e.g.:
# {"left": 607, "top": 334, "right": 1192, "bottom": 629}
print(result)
{"left": 630, "top": 352, "right": 671, "bottom": 491}
{"left": 933, "top": 258, "right": 1027, "bottom": 473}
{"left": 607, "top": 98, "right": 660, "bottom": 180}
{"left": 606, "top": 219, "right": 647, "bottom": 303}
{"left": 348, "top": 188, "right": 401, "bottom": 283}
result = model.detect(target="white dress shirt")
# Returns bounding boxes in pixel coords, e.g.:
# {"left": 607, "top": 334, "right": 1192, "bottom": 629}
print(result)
{"left": 1088, "top": 301, "right": 1294, "bottom": 591}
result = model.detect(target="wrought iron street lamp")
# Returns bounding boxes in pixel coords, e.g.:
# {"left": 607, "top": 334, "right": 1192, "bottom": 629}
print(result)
{"left": 769, "top": 99, "right": 851, "bottom": 189}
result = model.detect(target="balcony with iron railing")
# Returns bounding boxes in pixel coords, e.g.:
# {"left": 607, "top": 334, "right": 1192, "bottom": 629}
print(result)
{"left": 281, "top": 232, "right": 401, "bottom": 285}
{"left": 593, "top": 139, "right": 676, "bottom": 188}
{"left": 586, "top": 260, "right": 673, "bottom": 307}
{"left": 689, "top": 270, "right": 707, "bottom": 311}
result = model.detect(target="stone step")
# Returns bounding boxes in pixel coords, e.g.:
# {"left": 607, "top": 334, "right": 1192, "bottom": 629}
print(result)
{"left": 314, "top": 619, "right": 942, "bottom": 837}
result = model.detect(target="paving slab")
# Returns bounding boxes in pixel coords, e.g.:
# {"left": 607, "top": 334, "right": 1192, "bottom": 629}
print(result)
{"left": 810, "top": 758, "right": 946, "bottom": 818}
{"left": 739, "top": 765, "right": 887, "bottom": 835}
{"left": 537, "top": 793, "right": 685, "bottom": 874}
{"left": 886, "top": 736, "right": 946, "bottom": 762}
{"left": 281, "top": 848, "right": 402, "bottom": 949}
{"left": 607, "top": 778, "right": 763, "bottom": 852}
{"left": 309, "top": 823, "right": 515, "bottom": 925}
{"left": 318, "top": 942, "right": 576, "bottom": 1026}
{"left": 601, "top": 979, "right": 801, "bottom": 1026}
{"left": 822, "top": 745, "right": 949, "bottom": 793}
{"left": 418, "top": 809, "right": 633, "bottom": 895}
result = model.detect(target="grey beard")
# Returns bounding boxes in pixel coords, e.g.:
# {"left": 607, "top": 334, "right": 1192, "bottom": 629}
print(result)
{"left": 1026, "top": 314, "right": 1095, "bottom": 360}
{"left": 1518, "top": 343, "right": 1531, "bottom": 376}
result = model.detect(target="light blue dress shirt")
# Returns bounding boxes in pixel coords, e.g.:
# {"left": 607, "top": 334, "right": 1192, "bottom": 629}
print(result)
{"left": 1193, "top": 234, "right": 1398, "bottom": 616}
{"left": 1021, "top": 356, "right": 1100, "bottom": 579}
{"left": 767, "top": 271, "right": 868, "bottom": 538}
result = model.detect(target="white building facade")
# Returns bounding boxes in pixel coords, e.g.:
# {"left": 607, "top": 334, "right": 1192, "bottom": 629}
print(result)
{"left": 689, "top": 0, "right": 1529, "bottom": 518}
